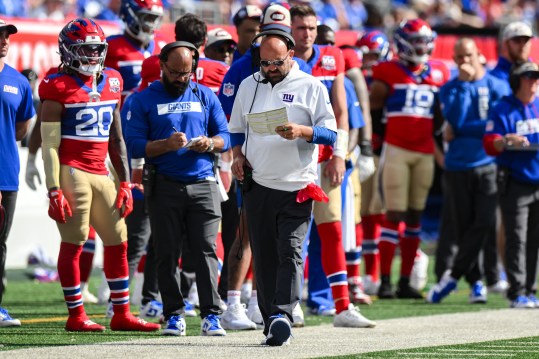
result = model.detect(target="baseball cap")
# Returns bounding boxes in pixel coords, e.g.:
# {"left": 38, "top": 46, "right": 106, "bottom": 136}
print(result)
{"left": 0, "top": 19, "right": 17, "bottom": 35}
{"left": 511, "top": 61, "right": 539, "bottom": 77}
{"left": 139, "top": 55, "right": 161, "bottom": 91}
{"left": 206, "top": 28, "right": 237, "bottom": 49}
{"left": 232, "top": 5, "right": 263, "bottom": 27}
{"left": 502, "top": 21, "right": 533, "bottom": 41}
{"left": 261, "top": 3, "right": 291, "bottom": 32}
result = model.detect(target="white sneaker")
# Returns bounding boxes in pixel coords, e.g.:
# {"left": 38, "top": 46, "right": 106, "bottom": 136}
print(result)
{"left": 362, "top": 275, "right": 380, "bottom": 296}
{"left": 187, "top": 282, "right": 200, "bottom": 308}
{"left": 97, "top": 271, "right": 110, "bottom": 305}
{"left": 410, "top": 249, "right": 429, "bottom": 291}
{"left": 246, "top": 302, "right": 264, "bottom": 329}
{"left": 140, "top": 300, "right": 163, "bottom": 319}
{"left": 240, "top": 281, "right": 252, "bottom": 305}
{"left": 220, "top": 303, "right": 256, "bottom": 330}
{"left": 488, "top": 280, "right": 509, "bottom": 294}
{"left": 0, "top": 307, "right": 21, "bottom": 327}
{"left": 292, "top": 303, "right": 305, "bottom": 328}
{"left": 130, "top": 272, "right": 144, "bottom": 306}
{"left": 333, "top": 304, "right": 376, "bottom": 328}
{"left": 80, "top": 282, "right": 98, "bottom": 304}
{"left": 105, "top": 301, "right": 114, "bottom": 318}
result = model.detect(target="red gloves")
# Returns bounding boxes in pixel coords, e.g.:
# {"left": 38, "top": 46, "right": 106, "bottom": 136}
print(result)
{"left": 116, "top": 182, "right": 134, "bottom": 218}
{"left": 48, "top": 189, "right": 72, "bottom": 223}
{"left": 297, "top": 183, "right": 329, "bottom": 203}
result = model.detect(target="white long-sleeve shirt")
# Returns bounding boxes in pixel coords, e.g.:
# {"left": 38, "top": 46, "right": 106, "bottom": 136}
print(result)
{"left": 228, "top": 63, "right": 337, "bottom": 191}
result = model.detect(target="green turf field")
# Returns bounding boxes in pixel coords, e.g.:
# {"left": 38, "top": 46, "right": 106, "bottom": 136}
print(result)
{"left": 1, "top": 257, "right": 537, "bottom": 356}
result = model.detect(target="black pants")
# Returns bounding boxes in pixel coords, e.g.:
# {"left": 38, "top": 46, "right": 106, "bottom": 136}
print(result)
{"left": 126, "top": 198, "right": 151, "bottom": 280}
{"left": 218, "top": 180, "right": 240, "bottom": 298}
{"left": 149, "top": 177, "right": 222, "bottom": 319}
{"left": 244, "top": 181, "right": 312, "bottom": 335}
{"left": 445, "top": 164, "right": 497, "bottom": 283}
{"left": 0, "top": 191, "right": 17, "bottom": 305}
{"left": 499, "top": 179, "right": 539, "bottom": 300}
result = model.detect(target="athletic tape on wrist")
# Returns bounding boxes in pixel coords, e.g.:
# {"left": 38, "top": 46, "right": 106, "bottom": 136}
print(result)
{"left": 333, "top": 129, "right": 349, "bottom": 159}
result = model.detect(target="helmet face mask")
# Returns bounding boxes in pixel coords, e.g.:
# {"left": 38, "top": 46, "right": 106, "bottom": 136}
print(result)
{"left": 121, "top": 0, "right": 164, "bottom": 45}
{"left": 394, "top": 19, "right": 436, "bottom": 65}
{"left": 59, "top": 18, "right": 108, "bottom": 76}
{"left": 357, "top": 30, "right": 391, "bottom": 67}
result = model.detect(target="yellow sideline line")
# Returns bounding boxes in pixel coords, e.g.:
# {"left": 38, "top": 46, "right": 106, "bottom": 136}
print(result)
{"left": 22, "top": 312, "right": 140, "bottom": 324}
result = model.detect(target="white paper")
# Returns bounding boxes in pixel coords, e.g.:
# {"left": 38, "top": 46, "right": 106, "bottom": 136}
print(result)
{"left": 246, "top": 107, "right": 288, "bottom": 136}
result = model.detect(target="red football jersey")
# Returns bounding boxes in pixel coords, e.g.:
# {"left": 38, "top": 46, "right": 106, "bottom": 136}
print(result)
{"left": 196, "top": 58, "right": 229, "bottom": 95}
{"left": 372, "top": 60, "right": 449, "bottom": 153}
{"left": 340, "top": 46, "right": 362, "bottom": 72}
{"left": 38, "top": 68, "right": 123, "bottom": 175}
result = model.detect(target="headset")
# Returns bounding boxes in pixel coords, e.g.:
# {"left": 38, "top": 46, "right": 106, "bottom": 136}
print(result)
{"left": 159, "top": 41, "right": 199, "bottom": 73}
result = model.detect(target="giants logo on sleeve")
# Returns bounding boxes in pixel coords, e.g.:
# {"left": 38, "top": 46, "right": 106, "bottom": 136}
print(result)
{"left": 321, "top": 56, "right": 336, "bottom": 71}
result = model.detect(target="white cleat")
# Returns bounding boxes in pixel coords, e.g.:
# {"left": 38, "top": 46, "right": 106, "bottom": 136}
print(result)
{"left": 220, "top": 303, "right": 257, "bottom": 330}
{"left": 333, "top": 304, "right": 376, "bottom": 328}
{"left": 362, "top": 275, "right": 380, "bottom": 296}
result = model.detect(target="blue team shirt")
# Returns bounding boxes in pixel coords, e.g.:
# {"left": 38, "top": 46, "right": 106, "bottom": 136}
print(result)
{"left": 218, "top": 47, "right": 312, "bottom": 118}
{"left": 0, "top": 64, "right": 36, "bottom": 190}
{"left": 120, "top": 92, "right": 143, "bottom": 200}
{"left": 441, "top": 73, "right": 509, "bottom": 171}
{"left": 487, "top": 95, "right": 539, "bottom": 184}
{"left": 126, "top": 81, "right": 230, "bottom": 182}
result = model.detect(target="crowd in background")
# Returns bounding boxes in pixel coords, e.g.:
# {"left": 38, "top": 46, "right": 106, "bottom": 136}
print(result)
{"left": 2, "top": 0, "right": 539, "bottom": 33}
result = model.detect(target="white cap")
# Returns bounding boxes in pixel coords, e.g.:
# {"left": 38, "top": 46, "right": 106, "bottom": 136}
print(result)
{"left": 502, "top": 21, "right": 533, "bottom": 41}
{"left": 261, "top": 3, "right": 291, "bottom": 32}
{"left": 206, "top": 28, "right": 236, "bottom": 48}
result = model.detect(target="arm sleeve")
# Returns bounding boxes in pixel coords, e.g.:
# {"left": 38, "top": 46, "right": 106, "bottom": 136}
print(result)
{"left": 311, "top": 126, "right": 337, "bottom": 145}
{"left": 41, "top": 121, "right": 62, "bottom": 189}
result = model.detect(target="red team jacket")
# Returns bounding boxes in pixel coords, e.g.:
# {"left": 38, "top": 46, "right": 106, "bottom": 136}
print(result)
{"left": 371, "top": 60, "right": 450, "bottom": 154}
{"left": 38, "top": 68, "right": 124, "bottom": 175}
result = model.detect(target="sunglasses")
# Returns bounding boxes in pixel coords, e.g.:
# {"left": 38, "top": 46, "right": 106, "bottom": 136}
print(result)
{"left": 215, "top": 46, "right": 236, "bottom": 54}
{"left": 260, "top": 50, "right": 291, "bottom": 67}
{"left": 521, "top": 72, "right": 539, "bottom": 79}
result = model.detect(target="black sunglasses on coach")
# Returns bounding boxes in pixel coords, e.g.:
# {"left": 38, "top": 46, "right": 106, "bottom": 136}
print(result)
{"left": 260, "top": 50, "right": 291, "bottom": 67}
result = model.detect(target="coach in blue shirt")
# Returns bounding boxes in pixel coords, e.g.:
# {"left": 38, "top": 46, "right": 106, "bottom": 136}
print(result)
{"left": 427, "top": 38, "right": 507, "bottom": 304}
{"left": 0, "top": 20, "right": 35, "bottom": 327}
{"left": 484, "top": 61, "right": 539, "bottom": 309}
{"left": 126, "top": 42, "right": 230, "bottom": 336}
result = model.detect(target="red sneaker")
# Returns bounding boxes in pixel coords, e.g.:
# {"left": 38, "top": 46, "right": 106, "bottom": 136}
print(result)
{"left": 65, "top": 316, "right": 106, "bottom": 332}
{"left": 110, "top": 313, "right": 161, "bottom": 332}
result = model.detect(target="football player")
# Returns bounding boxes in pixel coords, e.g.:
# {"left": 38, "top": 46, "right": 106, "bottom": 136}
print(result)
{"left": 369, "top": 19, "right": 450, "bottom": 299}
{"left": 39, "top": 18, "right": 160, "bottom": 333}
{"left": 105, "top": 0, "right": 165, "bottom": 101}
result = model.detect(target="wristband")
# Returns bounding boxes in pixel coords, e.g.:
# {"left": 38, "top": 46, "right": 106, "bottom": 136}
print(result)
{"left": 333, "top": 129, "right": 349, "bottom": 159}
{"left": 207, "top": 137, "right": 215, "bottom": 152}
{"left": 219, "top": 161, "right": 232, "bottom": 172}
{"left": 359, "top": 140, "right": 373, "bottom": 157}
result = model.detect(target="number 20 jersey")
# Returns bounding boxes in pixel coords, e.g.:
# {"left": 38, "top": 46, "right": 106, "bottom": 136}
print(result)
{"left": 372, "top": 60, "right": 449, "bottom": 153}
{"left": 38, "top": 68, "right": 123, "bottom": 175}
